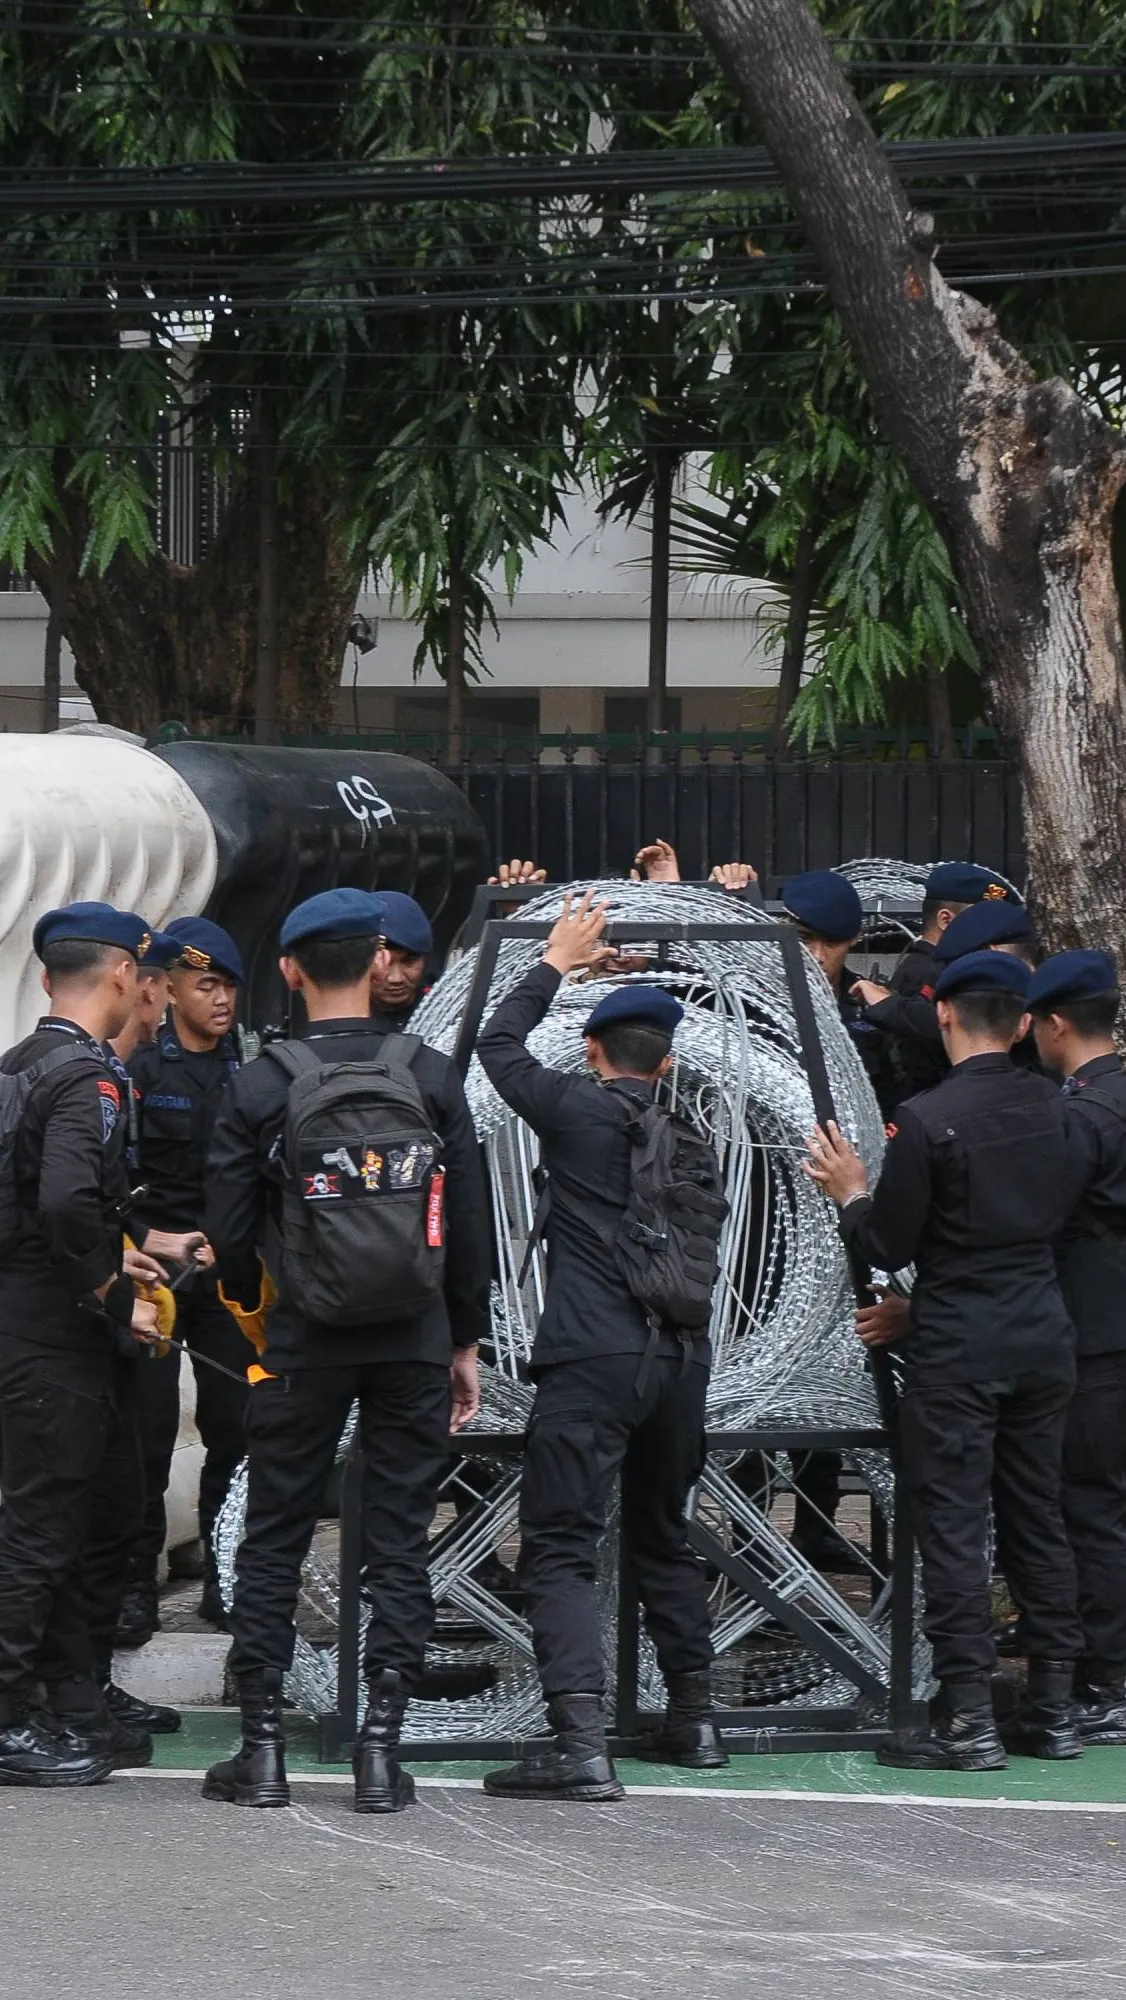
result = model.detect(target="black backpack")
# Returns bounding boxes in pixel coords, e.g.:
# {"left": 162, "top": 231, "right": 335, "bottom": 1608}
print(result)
{"left": 264, "top": 1036, "right": 446, "bottom": 1327}
{"left": 0, "top": 1040, "right": 101, "bottom": 1254}
{"left": 607, "top": 1096, "right": 729, "bottom": 1331}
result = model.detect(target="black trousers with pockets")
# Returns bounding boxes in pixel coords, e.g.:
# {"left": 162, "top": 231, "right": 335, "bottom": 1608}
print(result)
{"left": 228, "top": 1359, "right": 451, "bottom": 1684}
{"left": 0, "top": 1338, "right": 143, "bottom": 1709}
{"left": 517, "top": 1352, "right": 714, "bottom": 1699}
{"left": 1062, "top": 1349, "right": 1126, "bottom": 1681}
{"left": 900, "top": 1367, "right": 1082, "bottom": 1682}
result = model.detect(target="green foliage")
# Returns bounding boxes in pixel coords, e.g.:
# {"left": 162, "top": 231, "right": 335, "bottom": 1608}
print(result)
{"left": 0, "top": 0, "right": 1122, "bottom": 723}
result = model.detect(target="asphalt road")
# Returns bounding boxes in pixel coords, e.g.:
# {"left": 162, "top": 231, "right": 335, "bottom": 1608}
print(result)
{"left": 2, "top": 1775, "right": 1124, "bottom": 2000}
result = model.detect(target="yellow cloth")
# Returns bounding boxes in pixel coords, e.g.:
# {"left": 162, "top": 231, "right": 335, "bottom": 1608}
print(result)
{"left": 218, "top": 1264, "right": 278, "bottom": 1360}
{"left": 124, "top": 1235, "right": 176, "bottom": 1358}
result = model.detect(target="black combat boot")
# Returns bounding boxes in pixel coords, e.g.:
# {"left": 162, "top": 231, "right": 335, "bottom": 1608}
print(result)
{"left": 876, "top": 1676, "right": 1007, "bottom": 1771}
{"left": 484, "top": 1694, "right": 625, "bottom": 1802}
{"left": 638, "top": 1669, "right": 729, "bottom": 1770}
{"left": 101, "top": 1679, "right": 181, "bottom": 1737}
{"left": 201, "top": 1668, "right": 290, "bottom": 1808}
{"left": 0, "top": 1695, "right": 115, "bottom": 1788}
{"left": 1073, "top": 1672, "right": 1126, "bottom": 1746}
{"left": 1002, "top": 1658, "right": 1082, "bottom": 1760}
{"left": 353, "top": 1669, "right": 416, "bottom": 1814}
{"left": 45, "top": 1677, "right": 153, "bottom": 1770}
{"left": 92, "top": 1649, "right": 181, "bottom": 1737}
{"left": 113, "top": 1558, "right": 160, "bottom": 1650}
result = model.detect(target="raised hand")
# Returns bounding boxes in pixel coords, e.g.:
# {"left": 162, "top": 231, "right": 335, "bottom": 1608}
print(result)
{"left": 709, "top": 861, "right": 758, "bottom": 893}
{"left": 543, "top": 888, "right": 610, "bottom": 976}
{"left": 631, "top": 839, "right": 680, "bottom": 884}
{"left": 488, "top": 858, "right": 548, "bottom": 888}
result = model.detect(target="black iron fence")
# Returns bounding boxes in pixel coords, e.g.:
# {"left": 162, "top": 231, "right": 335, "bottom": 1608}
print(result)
{"left": 180, "top": 726, "right": 1024, "bottom": 883}
{"left": 439, "top": 743, "right": 1024, "bottom": 883}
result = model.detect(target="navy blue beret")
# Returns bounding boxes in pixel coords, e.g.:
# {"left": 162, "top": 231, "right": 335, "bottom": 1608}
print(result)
{"left": 583, "top": 985, "right": 684, "bottom": 1039}
{"left": 783, "top": 871, "right": 863, "bottom": 942}
{"left": 374, "top": 891, "right": 433, "bottom": 957}
{"left": 33, "top": 901, "right": 152, "bottom": 961}
{"left": 1027, "top": 950, "right": 1119, "bottom": 1013}
{"left": 165, "top": 916, "right": 244, "bottom": 984}
{"left": 934, "top": 901, "right": 1035, "bottom": 963}
{"left": 925, "top": 863, "right": 1020, "bottom": 906}
{"left": 137, "top": 929, "right": 182, "bottom": 972}
{"left": 279, "top": 888, "right": 383, "bottom": 952}
{"left": 933, "top": 949, "right": 1031, "bottom": 1001}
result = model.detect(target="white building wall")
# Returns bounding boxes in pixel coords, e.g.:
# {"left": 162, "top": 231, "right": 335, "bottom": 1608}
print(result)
{"left": 0, "top": 473, "right": 780, "bottom": 731}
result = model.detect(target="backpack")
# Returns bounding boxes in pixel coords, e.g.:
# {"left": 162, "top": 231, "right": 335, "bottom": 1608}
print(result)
{"left": 605, "top": 1093, "right": 729, "bottom": 1331}
{"left": 264, "top": 1036, "right": 446, "bottom": 1327}
{"left": 0, "top": 1041, "right": 102, "bottom": 1254}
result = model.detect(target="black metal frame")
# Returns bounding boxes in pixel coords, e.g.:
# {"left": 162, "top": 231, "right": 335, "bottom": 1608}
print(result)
{"left": 316, "top": 907, "right": 922, "bottom": 1762}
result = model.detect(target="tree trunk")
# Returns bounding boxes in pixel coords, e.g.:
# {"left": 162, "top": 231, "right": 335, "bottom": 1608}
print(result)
{"left": 647, "top": 450, "right": 673, "bottom": 760}
{"left": 253, "top": 395, "right": 281, "bottom": 744}
{"left": 42, "top": 530, "right": 69, "bottom": 733}
{"left": 446, "top": 564, "right": 467, "bottom": 763}
{"left": 926, "top": 664, "right": 958, "bottom": 761}
{"left": 687, "top": 0, "right": 1126, "bottom": 956}
{"left": 772, "top": 509, "right": 817, "bottom": 748}
{"left": 27, "top": 465, "right": 362, "bottom": 737}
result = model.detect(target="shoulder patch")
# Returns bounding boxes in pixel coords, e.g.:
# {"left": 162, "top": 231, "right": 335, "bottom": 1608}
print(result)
{"left": 96, "top": 1076, "right": 120, "bottom": 1143}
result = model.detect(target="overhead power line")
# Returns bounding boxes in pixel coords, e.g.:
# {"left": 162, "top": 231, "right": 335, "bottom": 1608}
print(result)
{"left": 2, "top": 128, "right": 1126, "bottom": 213}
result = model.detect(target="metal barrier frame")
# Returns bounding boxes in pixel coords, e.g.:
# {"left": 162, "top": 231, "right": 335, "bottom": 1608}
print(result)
{"left": 316, "top": 907, "right": 922, "bottom": 1762}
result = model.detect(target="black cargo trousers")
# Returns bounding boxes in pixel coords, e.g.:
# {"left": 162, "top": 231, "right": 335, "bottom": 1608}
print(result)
{"left": 901, "top": 1365, "right": 1083, "bottom": 1681}
{"left": 517, "top": 1351, "right": 714, "bottom": 1699}
{"left": 0, "top": 1335, "right": 143, "bottom": 1712}
{"left": 227, "top": 1358, "right": 452, "bottom": 1684}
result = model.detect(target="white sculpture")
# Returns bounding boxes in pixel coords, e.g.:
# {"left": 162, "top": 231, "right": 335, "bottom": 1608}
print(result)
{"left": 0, "top": 735, "right": 217, "bottom": 1047}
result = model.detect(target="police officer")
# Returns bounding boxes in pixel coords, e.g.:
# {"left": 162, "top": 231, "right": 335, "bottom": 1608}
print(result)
{"left": 851, "top": 866, "right": 1028, "bottom": 1101}
{"left": 0, "top": 901, "right": 162, "bottom": 1787}
{"left": 778, "top": 871, "right": 894, "bottom": 1569}
{"left": 477, "top": 890, "right": 727, "bottom": 1803}
{"left": 122, "top": 916, "right": 249, "bottom": 1638}
{"left": 111, "top": 929, "right": 180, "bottom": 1064}
{"left": 370, "top": 890, "right": 434, "bottom": 1023}
{"left": 202, "top": 888, "right": 490, "bottom": 1812}
{"left": 807, "top": 949, "right": 1087, "bottom": 1771}
{"left": 1029, "top": 950, "right": 1126, "bottom": 1744}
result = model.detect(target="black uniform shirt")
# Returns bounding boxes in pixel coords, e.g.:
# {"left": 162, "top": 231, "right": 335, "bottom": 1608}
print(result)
{"left": 862, "top": 939, "right": 948, "bottom": 1104}
{"left": 1056, "top": 1054, "right": 1126, "bottom": 1358}
{"left": 840, "top": 1052, "right": 1087, "bottom": 1386}
{"left": 861, "top": 941, "right": 1041, "bottom": 1105}
{"left": 838, "top": 970, "right": 898, "bottom": 1116}
{"left": 0, "top": 1017, "right": 130, "bottom": 1351}
{"left": 477, "top": 961, "right": 710, "bottom": 1372}
{"left": 892, "top": 936, "right": 940, "bottom": 999}
{"left": 129, "top": 1020, "right": 240, "bottom": 1236}
{"left": 205, "top": 1016, "right": 491, "bottom": 1371}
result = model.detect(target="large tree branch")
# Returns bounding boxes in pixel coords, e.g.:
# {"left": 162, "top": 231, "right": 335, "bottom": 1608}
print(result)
{"left": 687, "top": 0, "right": 1126, "bottom": 956}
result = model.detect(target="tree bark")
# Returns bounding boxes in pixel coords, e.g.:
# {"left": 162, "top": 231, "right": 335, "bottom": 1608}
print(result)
{"left": 27, "top": 466, "right": 362, "bottom": 737}
{"left": 446, "top": 563, "right": 467, "bottom": 763}
{"left": 646, "top": 449, "right": 674, "bottom": 759}
{"left": 687, "top": 0, "right": 1126, "bottom": 956}
{"left": 772, "top": 509, "right": 817, "bottom": 748}
{"left": 926, "top": 664, "right": 958, "bottom": 761}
